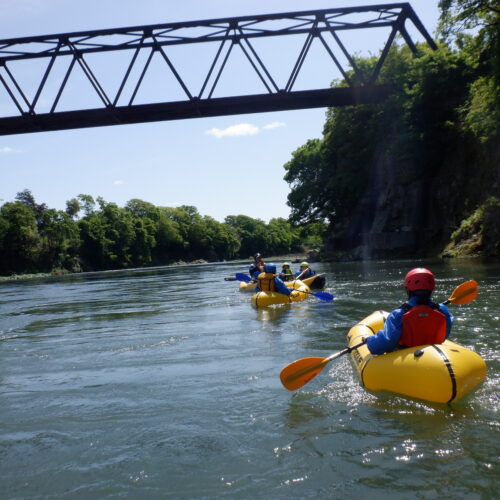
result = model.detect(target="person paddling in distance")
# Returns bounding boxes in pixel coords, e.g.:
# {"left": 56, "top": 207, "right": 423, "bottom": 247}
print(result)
{"left": 366, "top": 268, "right": 454, "bottom": 355}
{"left": 248, "top": 253, "right": 265, "bottom": 280}
{"left": 279, "top": 262, "right": 294, "bottom": 282}
{"left": 295, "top": 261, "right": 316, "bottom": 280}
{"left": 257, "top": 263, "right": 299, "bottom": 298}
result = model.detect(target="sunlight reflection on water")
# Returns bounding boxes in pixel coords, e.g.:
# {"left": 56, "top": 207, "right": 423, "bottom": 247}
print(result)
{"left": 0, "top": 259, "right": 498, "bottom": 499}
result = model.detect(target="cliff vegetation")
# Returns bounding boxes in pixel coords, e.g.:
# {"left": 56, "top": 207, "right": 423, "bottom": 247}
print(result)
{"left": 284, "top": 0, "right": 499, "bottom": 260}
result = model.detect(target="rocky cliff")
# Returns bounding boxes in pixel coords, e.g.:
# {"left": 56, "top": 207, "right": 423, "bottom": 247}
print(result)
{"left": 325, "top": 135, "right": 500, "bottom": 261}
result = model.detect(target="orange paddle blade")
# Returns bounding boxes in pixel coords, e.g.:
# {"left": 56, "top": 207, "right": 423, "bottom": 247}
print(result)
{"left": 280, "top": 356, "right": 329, "bottom": 391}
{"left": 448, "top": 280, "right": 478, "bottom": 305}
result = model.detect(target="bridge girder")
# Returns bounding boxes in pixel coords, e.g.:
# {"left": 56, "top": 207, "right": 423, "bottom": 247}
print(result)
{"left": 0, "top": 3, "right": 436, "bottom": 136}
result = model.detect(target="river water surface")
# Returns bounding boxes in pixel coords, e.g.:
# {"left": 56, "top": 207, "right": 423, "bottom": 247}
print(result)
{"left": 1, "top": 259, "right": 498, "bottom": 499}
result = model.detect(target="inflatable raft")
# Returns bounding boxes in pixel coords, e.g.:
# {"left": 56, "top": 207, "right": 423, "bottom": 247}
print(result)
{"left": 305, "top": 274, "right": 326, "bottom": 290}
{"left": 347, "top": 310, "right": 487, "bottom": 403}
{"left": 251, "top": 280, "right": 310, "bottom": 307}
{"left": 239, "top": 274, "right": 325, "bottom": 292}
{"left": 239, "top": 280, "right": 257, "bottom": 292}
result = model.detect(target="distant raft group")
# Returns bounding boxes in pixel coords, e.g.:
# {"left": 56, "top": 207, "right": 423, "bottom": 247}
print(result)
{"left": 238, "top": 257, "right": 327, "bottom": 306}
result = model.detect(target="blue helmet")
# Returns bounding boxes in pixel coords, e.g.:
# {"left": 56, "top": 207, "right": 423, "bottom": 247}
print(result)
{"left": 265, "top": 263, "right": 276, "bottom": 274}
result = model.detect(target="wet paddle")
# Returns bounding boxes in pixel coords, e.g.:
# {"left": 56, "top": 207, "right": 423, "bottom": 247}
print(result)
{"left": 235, "top": 273, "right": 253, "bottom": 282}
{"left": 443, "top": 280, "right": 478, "bottom": 305}
{"left": 280, "top": 280, "right": 479, "bottom": 391}
{"left": 296, "top": 289, "right": 334, "bottom": 302}
{"left": 280, "top": 340, "right": 366, "bottom": 391}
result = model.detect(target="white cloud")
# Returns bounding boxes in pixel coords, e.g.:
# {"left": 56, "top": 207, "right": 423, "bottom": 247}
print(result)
{"left": 113, "top": 180, "right": 124, "bottom": 185}
{"left": 205, "top": 123, "right": 259, "bottom": 139}
{"left": 0, "top": 146, "right": 17, "bottom": 153}
{"left": 263, "top": 121, "right": 286, "bottom": 130}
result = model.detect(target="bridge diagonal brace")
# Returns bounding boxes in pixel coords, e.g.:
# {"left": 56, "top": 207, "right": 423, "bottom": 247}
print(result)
{"left": 207, "top": 38, "right": 235, "bottom": 99}
{"left": 1, "top": 62, "right": 31, "bottom": 110}
{"left": 198, "top": 29, "right": 231, "bottom": 99}
{"left": 324, "top": 23, "right": 364, "bottom": 84}
{"left": 30, "top": 41, "right": 62, "bottom": 114}
{"left": 113, "top": 37, "right": 145, "bottom": 106}
{"left": 398, "top": 24, "right": 418, "bottom": 54}
{"left": 129, "top": 47, "right": 155, "bottom": 106}
{"left": 50, "top": 56, "right": 77, "bottom": 113}
{"left": 285, "top": 29, "right": 315, "bottom": 93}
{"left": 368, "top": 20, "right": 399, "bottom": 85}
{"left": 69, "top": 43, "right": 112, "bottom": 107}
{"left": 238, "top": 31, "right": 280, "bottom": 93}
{"left": 0, "top": 71, "right": 25, "bottom": 114}
{"left": 156, "top": 40, "right": 193, "bottom": 100}
{"left": 317, "top": 32, "right": 353, "bottom": 87}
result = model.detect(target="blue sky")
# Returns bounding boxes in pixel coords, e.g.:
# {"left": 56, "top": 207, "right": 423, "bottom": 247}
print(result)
{"left": 1, "top": 0, "right": 440, "bottom": 222}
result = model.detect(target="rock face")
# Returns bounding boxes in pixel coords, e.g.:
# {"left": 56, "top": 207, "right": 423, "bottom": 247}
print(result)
{"left": 325, "top": 137, "right": 500, "bottom": 260}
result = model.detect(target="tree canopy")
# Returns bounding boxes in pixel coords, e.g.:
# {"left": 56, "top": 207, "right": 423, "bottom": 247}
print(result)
{"left": 283, "top": 1, "right": 499, "bottom": 258}
{"left": 0, "top": 191, "right": 315, "bottom": 276}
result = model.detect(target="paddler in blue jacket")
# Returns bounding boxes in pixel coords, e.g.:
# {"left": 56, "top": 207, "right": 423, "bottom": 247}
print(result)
{"left": 257, "top": 263, "right": 298, "bottom": 297}
{"left": 295, "top": 261, "right": 316, "bottom": 280}
{"left": 366, "top": 268, "right": 454, "bottom": 355}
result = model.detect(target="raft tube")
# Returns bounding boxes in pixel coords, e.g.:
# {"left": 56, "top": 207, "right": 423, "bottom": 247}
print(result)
{"left": 301, "top": 274, "right": 326, "bottom": 289}
{"left": 239, "top": 280, "right": 257, "bottom": 292}
{"left": 251, "top": 280, "right": 310, "bottom": 307}
{"left": 283, "top": 273, "right": 325, "bottom": 288}
{"left": 347, "top": 310, "right": 487, "bottom": 404}
{"left": 240, "top": 273, "right": 325, "bottom": 292}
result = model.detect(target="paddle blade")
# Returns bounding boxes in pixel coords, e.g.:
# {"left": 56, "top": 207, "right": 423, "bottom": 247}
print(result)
{"left": 224, "top": 276, "right": 237, "bottom": 281}
{"left": 448, "top": 280, "right": 478, "bottom": 305}
{"left": 235, "top": 273, "right": 252, "bottom": 282}
{"left": 280, "top": 357, "right": 328, "bottom": 391}
{"left": 313, "top": 291, "right": 334, "bottom": 302}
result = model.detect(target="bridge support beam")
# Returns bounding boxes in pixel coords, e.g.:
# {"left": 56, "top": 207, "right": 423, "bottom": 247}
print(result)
{"left": 0, "top": 86, "right": 391, "bottom": 135}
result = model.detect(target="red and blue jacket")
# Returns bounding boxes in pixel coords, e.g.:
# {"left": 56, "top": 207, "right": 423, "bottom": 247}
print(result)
{"left": 366, "top": 296, "right": 454, "bottom": 355}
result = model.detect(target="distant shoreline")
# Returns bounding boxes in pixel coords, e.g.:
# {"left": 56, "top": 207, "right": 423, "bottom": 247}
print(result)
{"left": 0, "top": 253, "right": 313, "bottom": 283}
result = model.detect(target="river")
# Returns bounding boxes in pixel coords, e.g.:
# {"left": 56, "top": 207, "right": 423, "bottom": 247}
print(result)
{"left": 0, "top": 259, "right": 498, "bottom": 499}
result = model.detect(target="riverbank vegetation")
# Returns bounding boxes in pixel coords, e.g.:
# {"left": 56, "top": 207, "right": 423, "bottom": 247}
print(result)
{"left": 284, "top": 0, "right": 499, "bottom": 259}
{"left": 0, "top": 190, "right": 325, "bottom": 276}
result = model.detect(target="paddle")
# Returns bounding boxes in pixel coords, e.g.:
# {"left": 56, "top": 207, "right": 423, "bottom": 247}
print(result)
{"left": 280, "top": 340, "right": 366, "bottom": 391}
{"left": 280, "top": 279, "right": 479, "bottom": 391}
{"left": 236, "top": 272, "right": 333, "bottom": 301}
{"left": 235, "top": 273, "right": 253, "bottom": 283}
{"left": 295, "top": 289, "right": 334, "bottom": 302}
{"left": 224, "top": 276, "right": 237, "bottom": 281}
{"left": 294, "top": 268, "right": 308, "bottom": 281}
{"left": 443, "top": 280, "right": 478, "bottom": 305}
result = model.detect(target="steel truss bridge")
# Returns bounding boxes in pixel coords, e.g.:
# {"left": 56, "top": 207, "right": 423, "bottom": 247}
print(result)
{"left": 0, "top": 3, "right": 436, "bottom": 136}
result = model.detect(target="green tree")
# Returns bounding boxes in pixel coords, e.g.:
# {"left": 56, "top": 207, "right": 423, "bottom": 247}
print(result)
{"left": 77, "top": 194, "right": 96, "bottom": 216}
{"left": 266, "top": 218, "right": 301, "bottom": 255}
{"left": 125, "top": 198, "right": 160, "bottom": 220}
{"left": 155, "top": 208, "right": 185, "bottom": 263}
{"left": 38, "top": 209, "right": 81, "bottom": 271}
{"left": 78, "top": 200, "right": 135, "bottom": 270}
{"left": 65, "top": 198, "right": 81, "bottom": 218}
{"left": 224, "top": 215, "right": 268, "bottom": 257}
{"left": 0, "top": 201, "right": 39, "bottom": 273}
{"left": 129, "top": 217, "right": 156, "bottom": 266}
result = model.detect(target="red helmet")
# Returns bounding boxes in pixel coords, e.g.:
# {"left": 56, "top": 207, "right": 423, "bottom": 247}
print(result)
{"left": 404, "top": 268, "right": 435, "bottom": 291}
